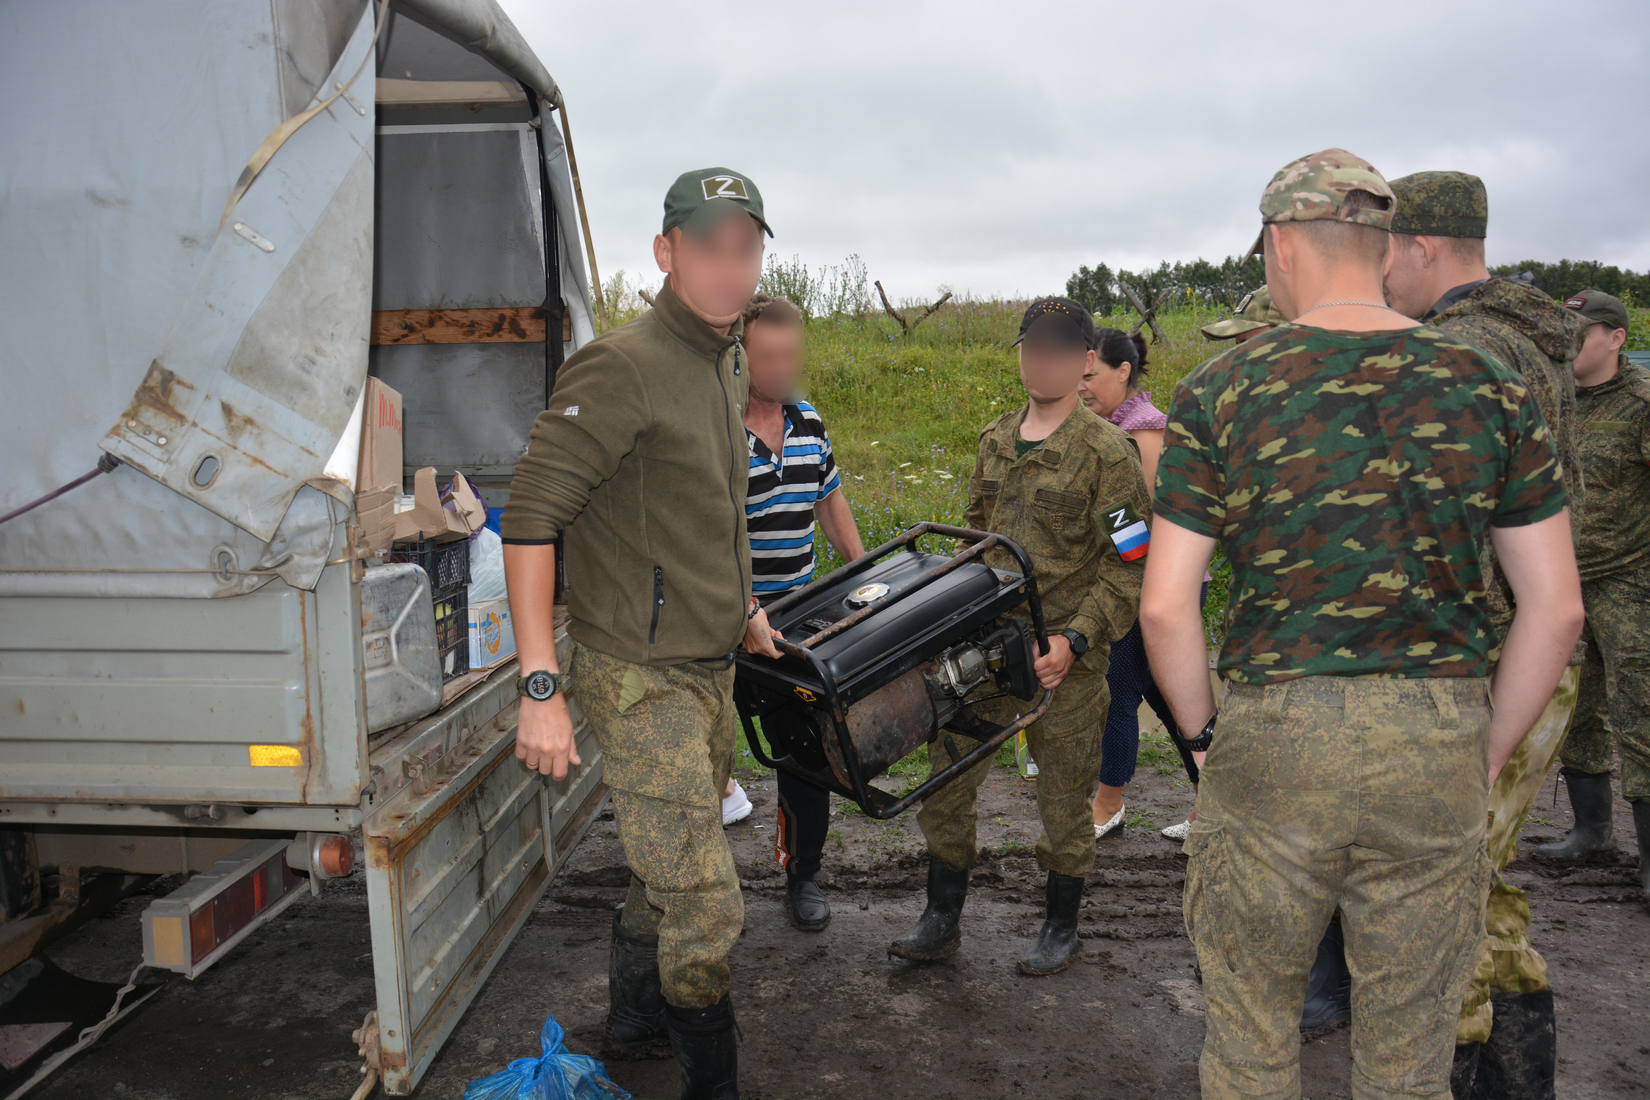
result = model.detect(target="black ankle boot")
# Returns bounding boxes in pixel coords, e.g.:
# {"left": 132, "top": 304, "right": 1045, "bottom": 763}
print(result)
{"left": 1018, "top": 871, "right": 1084, "bottom": 975}
{"left": 784, "top": 874, "right": 831, "bottom": 932}
{"left": 603, "top": 906, "right": 669, "bottom": 1060}
{"left": 1451, "top": 1042, "right": 1482, "bottom": 1100}
{"left": 1476, "top": 989, "right": 1557, "bottom": 1100}
{"left": 1299, "top": 921, "right": 1352, "bottom": 1030}
{"left": 667, "top": 995, "right": 738, "bottom": 1100}
{"left": 1537, "top": 770, "right": 1614, "bottom": 862}
{"left": 888, "top": 858, "right": 969, "bottom": 961}
{"left": 1633, "top": 800, "right": 1650, "bottom": 909}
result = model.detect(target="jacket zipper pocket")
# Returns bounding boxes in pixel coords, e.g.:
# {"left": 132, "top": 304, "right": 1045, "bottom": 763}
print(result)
{"left": 649, "top": 565, "right": 664, "bottom": 645}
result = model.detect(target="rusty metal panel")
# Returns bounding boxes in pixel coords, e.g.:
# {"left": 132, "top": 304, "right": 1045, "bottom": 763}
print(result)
{"left": 363, "top": 630, "right": 604, "bottom": 1095}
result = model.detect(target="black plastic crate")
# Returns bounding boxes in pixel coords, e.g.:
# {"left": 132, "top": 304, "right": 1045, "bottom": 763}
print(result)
{"left": 390, "top": 536, "right": 470, "bottom": 593}
{"left": 432, "top": 585, "right": 470, "bottom": 681}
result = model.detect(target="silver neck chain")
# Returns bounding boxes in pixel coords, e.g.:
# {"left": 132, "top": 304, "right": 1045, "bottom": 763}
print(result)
{"left": 1297, "top": 300, "right": 1388, "bottom": 316}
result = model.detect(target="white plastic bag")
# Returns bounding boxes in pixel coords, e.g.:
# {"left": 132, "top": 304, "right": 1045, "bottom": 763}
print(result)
{"left": 469, "top": 527, "right": 507, "bottom": 604}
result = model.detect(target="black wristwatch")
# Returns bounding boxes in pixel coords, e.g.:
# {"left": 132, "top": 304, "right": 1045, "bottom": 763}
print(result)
{"left": 1059, "top": 628, "right": 1089, "bottom": 656}
{"left": 516, "top": 669, "right": 560, "bottom": 701}
{"left": 1175, "top": 712, "right": 1216, "bottom": 753}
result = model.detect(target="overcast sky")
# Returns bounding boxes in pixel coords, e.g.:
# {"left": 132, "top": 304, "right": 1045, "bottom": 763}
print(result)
{"left": 500, "top": 0, "right": 1650, "bottom": 302}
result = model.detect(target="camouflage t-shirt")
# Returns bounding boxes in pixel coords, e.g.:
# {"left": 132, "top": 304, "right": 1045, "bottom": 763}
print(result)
{"left": 1155, "top": 323, "right": 1567, "bottom": 683}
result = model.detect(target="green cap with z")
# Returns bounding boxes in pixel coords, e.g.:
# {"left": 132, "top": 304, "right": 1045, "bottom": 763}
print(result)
{"left": 662, "top": 167, "right": 772, "bottom": 238}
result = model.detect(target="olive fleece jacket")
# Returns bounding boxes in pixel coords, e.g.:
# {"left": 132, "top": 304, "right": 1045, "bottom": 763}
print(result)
{"left": 501, "top": 280, "right": 752, "bottom": 665}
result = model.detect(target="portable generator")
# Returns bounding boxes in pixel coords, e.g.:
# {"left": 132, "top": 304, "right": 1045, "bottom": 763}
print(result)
{"left": 733, "top": 523, "right": 1054, "bottom": 819}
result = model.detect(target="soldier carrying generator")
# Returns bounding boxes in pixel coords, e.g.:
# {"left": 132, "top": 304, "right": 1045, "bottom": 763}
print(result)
{"left": 502, "top": 167, "right": 780, "bottom": 1100}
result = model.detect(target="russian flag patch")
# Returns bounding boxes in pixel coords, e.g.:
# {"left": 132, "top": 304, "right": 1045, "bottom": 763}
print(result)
{"left": 1105, "top": 501, "right": 1150, "bottom": 562}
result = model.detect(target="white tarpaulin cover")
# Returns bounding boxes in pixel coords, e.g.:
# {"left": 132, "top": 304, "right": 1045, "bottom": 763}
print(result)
{"left": 0, "top": 0, "right": 586, "bottom": 598}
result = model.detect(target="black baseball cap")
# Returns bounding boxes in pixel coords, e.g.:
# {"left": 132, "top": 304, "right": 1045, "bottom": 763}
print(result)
{"left": 1013, "top": 296, "right": 1095, "bottom": 350}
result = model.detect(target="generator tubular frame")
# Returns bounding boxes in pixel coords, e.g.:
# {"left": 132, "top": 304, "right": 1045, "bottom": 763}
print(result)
{"left": 736, "top": 523, "right": 1055, "bottom": 820}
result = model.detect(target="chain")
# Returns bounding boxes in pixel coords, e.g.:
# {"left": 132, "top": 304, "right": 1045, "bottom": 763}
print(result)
{"left": 1296, "top": 300, "right": 1389, "bottom": 316}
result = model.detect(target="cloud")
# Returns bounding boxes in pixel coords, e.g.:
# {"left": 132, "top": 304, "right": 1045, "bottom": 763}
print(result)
{"left": 501, "top": 0, "right": 1650, "bottom": 299}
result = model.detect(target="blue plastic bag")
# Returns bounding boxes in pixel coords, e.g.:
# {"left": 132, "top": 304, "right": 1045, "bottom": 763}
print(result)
{"left": 462, "top": 1014, "right": 632, "bottom": 1100}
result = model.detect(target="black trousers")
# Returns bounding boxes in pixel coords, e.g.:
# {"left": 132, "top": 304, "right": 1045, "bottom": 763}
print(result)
{"left": 775, "top": 769, "right": 830, "bottom": 880}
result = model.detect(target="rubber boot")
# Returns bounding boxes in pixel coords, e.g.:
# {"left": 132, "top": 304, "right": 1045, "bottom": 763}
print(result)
{"left": 667, "top": 995, "right": 738, "bottom": 1100}
{"left": 784, "top": 873, "right": 831, "bottom": 932}
{"left": 603, "top": 906, "right": 670, "bottom": 1060}
{"left": 1299, "top": 921, "right": 1352, "bottom": 1030}
{"left": 1475, "top": 989, "right": 1557, "bottom": 1100}
{"left": 1536, "top": 770, "right": 1614, "bottom": 862}
{"left": 888, "top": 858, "right": 969, "bottom": 961}
{"left": 1018, "top": 871, "right": 1084, "bottom": 975}
{"left": 1451, "top": 1042, "right": 1482, "bottom": 1100}
{"left": 1633, "top": 800, "right": 1650, "bottom": 909}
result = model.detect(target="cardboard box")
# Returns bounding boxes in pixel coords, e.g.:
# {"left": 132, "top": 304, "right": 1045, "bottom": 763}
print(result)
{"left": 354, "top": 378, "right": 404, "bottom": 557}
{"left": 467, "top": 598, "right": 516, "bottom": 669}
{"left": 354, "top": 485, "right": 397, "bottom": 558}
{"left": 393, "top": 468, "right": 486, "bottom": 544}
{"left": 356, "top": 378, "right": 403, "bottom": 492}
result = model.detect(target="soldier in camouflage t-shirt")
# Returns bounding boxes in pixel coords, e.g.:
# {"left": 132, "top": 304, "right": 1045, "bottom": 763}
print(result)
{"left": 1141, "top": 148, "right": 1585, "bottom": 1100}
{"left": 1157, "top": 323, "right": 1567, "bottom": 684}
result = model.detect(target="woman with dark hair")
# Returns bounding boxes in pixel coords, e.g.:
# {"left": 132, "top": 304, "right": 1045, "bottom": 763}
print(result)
{"left": 1078, "top": 328, "right": 1203, "bottom": 841}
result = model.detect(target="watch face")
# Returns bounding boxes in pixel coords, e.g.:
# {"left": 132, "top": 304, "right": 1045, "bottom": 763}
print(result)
{"left": 526, "top": 670, "right": 555, "bottom": 699}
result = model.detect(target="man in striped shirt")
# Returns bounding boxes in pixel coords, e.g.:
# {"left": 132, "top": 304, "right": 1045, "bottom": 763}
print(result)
{"left": 728, "top": 293, "right": 865, "bottom": 933}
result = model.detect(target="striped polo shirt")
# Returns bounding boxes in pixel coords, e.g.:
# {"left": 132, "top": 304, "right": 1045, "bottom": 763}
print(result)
{"left": 746, "top": 401, "right": 841, "bottom": 595}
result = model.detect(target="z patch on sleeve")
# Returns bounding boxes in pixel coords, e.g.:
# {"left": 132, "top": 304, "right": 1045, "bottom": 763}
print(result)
{"left": 1104, "top": 501, "right": 1150, "bottom": 561}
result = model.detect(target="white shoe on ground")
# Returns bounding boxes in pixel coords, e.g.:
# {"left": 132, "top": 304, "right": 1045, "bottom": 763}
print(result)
{"left": 1161, "top": 819, "right": 1191, "bottom": 841}
{"left": 1093, "top": 805, "right": 1125, "bottom": 840}
{"left": 722, "top": 781, "right": 753, "bottom": 826}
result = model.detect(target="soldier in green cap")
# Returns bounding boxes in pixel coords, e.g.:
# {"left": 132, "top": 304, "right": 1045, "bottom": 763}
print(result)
{"left": 1541, "top": 288, "right": 1650, "bottom": 910}
{"left": 1382, "top": 170, "right": 1589, "bottom": 1098}
{"left": 1200, "top": 285, "right": 1285, "bottom": 343}
{"left": 1144, "top": 147, "right": 1585, "bottom": 1100}
{"left": 889, "top": 296, "right": 1150, "bottom": 977}
{"left": 502, "top": 166, "right": 778, "bottom": 1099}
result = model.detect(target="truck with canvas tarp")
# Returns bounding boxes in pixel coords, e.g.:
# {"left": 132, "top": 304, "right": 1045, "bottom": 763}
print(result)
{"left": 0, "top": 1, "right": 603, "bottom": 1092}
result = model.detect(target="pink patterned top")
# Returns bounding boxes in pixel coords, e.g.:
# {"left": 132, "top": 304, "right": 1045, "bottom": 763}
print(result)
{"left": 1106, "top": 390, "right": 1167, "bottom": 433}
{"left": 1107, "top": 390, "right": 1210, "bottom": 582}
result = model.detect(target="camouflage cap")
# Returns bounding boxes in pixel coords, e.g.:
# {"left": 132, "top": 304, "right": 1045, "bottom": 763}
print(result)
{"left": 1563, "top": 287, "right": 1629, "bottom": 332}
{"left": 1389, "top": 171, "right": 1488, "bottom": 239}
{"left": 1201, "top": 286, "right": 1285, "bottom": 339}
{"left": 1245, "top": 148, "right": 1394, "bottom": 260}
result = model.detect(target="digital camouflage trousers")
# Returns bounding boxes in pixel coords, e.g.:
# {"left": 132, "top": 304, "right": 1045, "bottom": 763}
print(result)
{"left": 1561, "top": 566, "right": 1650, "bottom": 801}
{"left": 570, "top": 641, "right": 743, "bottom": 1008}
{"left": 917, "top": 654, "right": 1109, "bottom": 879}
{"left": 1184, "top": 676, "right": 1493, "bottom": 1100}
{"left": 1457, "top": 662, "right": 1581, "bottom": 1044}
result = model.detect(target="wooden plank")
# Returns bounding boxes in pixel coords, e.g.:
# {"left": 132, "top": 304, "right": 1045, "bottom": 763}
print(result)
{"left": 376, "top": 78, "right": 527, "bottom": 111}
{"left": 371, "top": 307, "right": 570, "bottom": 346}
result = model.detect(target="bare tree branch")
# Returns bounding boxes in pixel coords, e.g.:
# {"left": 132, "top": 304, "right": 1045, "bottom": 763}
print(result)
{"left": 875, "top": 281, "right": 951, "bottom": 336}
{"left": 638, "top": 288, "right": 656, "bottom": 307}
{"left": 875, "top": 280, "right": 908, "bottom": 333}
{"left": 915, "top": 292, "right": 954, "bottom": 326}
{"left": 1118, "top": 278, "right": 1167, "bottom": 344}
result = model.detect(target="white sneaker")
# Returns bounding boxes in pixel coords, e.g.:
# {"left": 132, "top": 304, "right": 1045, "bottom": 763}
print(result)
{"left": 1094, "top": 805, "right": 1125, "bottom": 840}
{"left": 721, "top": 781, "right": 753, "bottom": 826}
{"left": 1161, "top": 819, "right": 1191, "bottom": 841}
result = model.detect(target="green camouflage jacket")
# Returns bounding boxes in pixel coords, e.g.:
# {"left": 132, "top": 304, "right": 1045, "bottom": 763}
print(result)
{"left": 1430, "top": 278, "right": 1586, "bottom": 634}
{"left": 1575, "top": 359, "right": 1650, "bottom": 581}
{"left": 965, "top": 403, "right": 1150, "bottom": 651}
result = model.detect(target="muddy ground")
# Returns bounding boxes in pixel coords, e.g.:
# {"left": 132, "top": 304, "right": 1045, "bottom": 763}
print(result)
{"left": 30, "top": 748, "right": 1650, "bottom": 1100}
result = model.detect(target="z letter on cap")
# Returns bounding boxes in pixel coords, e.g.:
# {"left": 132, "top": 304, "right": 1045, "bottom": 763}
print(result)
{"left": 701, "top": 174, "right": 749, "bottom": 201}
